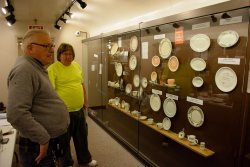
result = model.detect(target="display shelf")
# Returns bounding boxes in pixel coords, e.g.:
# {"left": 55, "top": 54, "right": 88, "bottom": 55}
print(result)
{"left": 108, "top": 103, "right": 215, "bottom": 157}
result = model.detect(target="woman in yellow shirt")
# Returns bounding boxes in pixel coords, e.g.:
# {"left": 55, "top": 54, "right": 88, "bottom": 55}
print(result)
{"left": 48, "top": 43, "right": 97, "bottom": 167}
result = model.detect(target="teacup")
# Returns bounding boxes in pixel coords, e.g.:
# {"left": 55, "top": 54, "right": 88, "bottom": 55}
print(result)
{"left": 124, "top": 103, "right": 130, "bottom": 112}
{"left": 156, "top": 122, "right": 163, "bottom": 129}
{"left": 187, "top": 135, "right": 198, "bottom": 145}
{"left": 147, "top": 118, "right": 154, "bottom": 124}
{"left": 121, "top": 100, "right": 125, "bottom": 109}
{"left": 178, "top": 131, "right": 185, "bottom": 139}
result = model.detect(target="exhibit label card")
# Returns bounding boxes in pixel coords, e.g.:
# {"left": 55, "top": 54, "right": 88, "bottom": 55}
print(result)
{"left": 166, "top": 93, "right": 178, "bottom": 100}
{"left": 220, "top": 16, "right": 242, "bottom": 25}
{"left": 142, "top": 42, "right": 148, "bottom": 59}
{"left": 187, "top": 96, "right": 203, "bottom": 105}
{"left": 152, "top": 89, "right": 162, "bottom": 95}
{"left": 192, "top": 22, "right": 210, "bottom": 30}
{"left": 154, "top": 34, "right": 165, "bottom": 40}
{"left": 218, "top": 58, "right": 240, "bottom": 65}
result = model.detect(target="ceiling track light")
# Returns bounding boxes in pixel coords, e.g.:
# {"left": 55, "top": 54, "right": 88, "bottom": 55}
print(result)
{"left": 54, "top": 22, "right": 61, "bottom": 30}
{"left": 221, "top": 13, "right": 231, "bottom": 19}
{"left": 60, "top": 17, "right": 67, "bottom": 23}
{"left": 2, "top": 4, "right": 14, "bottom": 14}
{"left": 173, "top": 23, "right": 180, "bottom": 29}
{"left": 54, "top": 0, "right": 87, "bottom": 30}
{"left": 211, "top": 15, "right": 217, "bottom": 22}
{"left": 155, "top": 27, "right": 161, "bottom": 32}
{"left": 2, "top": 0, "right": 16, "bottom": 26}
{"left": 145, "top": 29, "right": 150, "bottom": 34}
{"left": 6, "top": 13, "right": 16, "bottom": 26}
{"left": 65, "top": 11, "right": 72, "bottom": 18}
{"left": 76, "top": 0, "right": 87, "bottom": 9}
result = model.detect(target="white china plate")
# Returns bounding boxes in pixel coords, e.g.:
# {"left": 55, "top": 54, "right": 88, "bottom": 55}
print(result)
{"left": 217, "top": 30, "right": 239, "bottom": 48}
{"left": 192, "top": 76, "right": 204, "bottom": 88}
{"left": 187, "top": 106, "right": 204, "bottom": 127}
{"left": 215, "top": 67, "right": 237, "bottom": 92}
{"left": 130, "top": 35, "right": 138, "bottom": 52}
{"left": 125, "top": 83, "right": 132, "bottom": 94}
{"left": 151, "top": 71, "right": 157, "bottom": 82}
{"left": 190, "top": 58, "right": 206, "bottom": 71}
{"left": 190, "top": 34, "right": 210, "bottom": 52}
{"left": 159, "top": 38, "right": 172, "bottom": 59}
{"left": 133, "top": 74, "right": 140, "bottom": 88}
{"left": 168, "top": 56, "right": 179, "bottom": 72}
{"left": 129, "top": 55, "right": 137, "bottom": 70}
{"left": 150, "top": 94, "right": 161, "bottom": 112}
{"left": 163, "top": 98, "right": 177, "bottom": 118}
{"left": 115, "top": 62, "right": 123, "bottom": 77}
{"left": 111, "top": 43, "right": 118, "bottom": 55}
{"left": 141, "top": 77, "right": 148, "bottom": 88}
{"left": 152, "top": 55, "right": 160, "bottom": 67}
{"left": 162, "top": 117, "right": 171, "bottom": 130}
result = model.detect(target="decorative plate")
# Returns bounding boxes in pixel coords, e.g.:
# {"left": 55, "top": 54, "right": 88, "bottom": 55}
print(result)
{"left": 129, "top": 55, "right": 137, "bottom": 70}
{"left": 130, "top": 36, "right": 138, "bottom": 52}
{"left": 190, "top": 34, "right": 210, "bottom": 52}
{"left": 150, "top": 94, "right": 161, "bottom": 112}
{"left": 163, "top": 98, "right": 177, "bottom": 118}
{"left": 133, "top": 74, "right": 140, "bottom": 87}
{"left": 110, "top": 43, "right": 118, "bottom": 55}
{"left": 151, "top": 71, "right": 157, "bottom": 82}
{"left": 192, "top": 76, "right": 204, "bottom": 88}
{"left": 215, "top": 67, "right": 237, "bottom": 92}
{"left": 168, "top": 56, "right": 179, "bottom": 72}
{"left": 190, "top": 57, "right": 206, "bottom": 71}
{"left": 141, "top": 77, "right": 148, "bottom": 88}
{"left": 159, "top": 38, "right": 172, "bottom": 59}
{"left": 125, "top": 83, "right": 132, "bottom": 94}
{"left": 217, "top": 30, "right": 239, "bottom": 48}
{"left": 152, "top": 55, "right": 160, "bottom": 67}
{"left": 115, "top": 62, "right": 123, "bottom": 77}
{"left": 162, "top": 117, "right": 171, "bottom": 130}
{"left": 187, "top": 106, "right": 204, "bottom": 127}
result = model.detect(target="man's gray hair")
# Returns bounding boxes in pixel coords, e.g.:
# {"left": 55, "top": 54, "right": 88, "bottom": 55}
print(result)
{"left": 21, "top": 29, "right": 50, "bottom": 52}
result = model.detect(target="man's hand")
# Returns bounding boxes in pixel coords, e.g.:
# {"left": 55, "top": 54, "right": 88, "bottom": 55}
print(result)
{"left": 35, "top": 142, "right": 49, "bottom": 164}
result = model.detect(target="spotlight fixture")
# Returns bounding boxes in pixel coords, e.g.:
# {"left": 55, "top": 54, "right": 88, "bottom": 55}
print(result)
{"left": 76, "top": 0, "right": 87, "bottom": 9}
{"left": 60, "top": 17, "right": 67, "bottom": 23}
{"left": 54, "top": 23, "right": 61, "bottom": 30}
{"left": 5, "top": 13, "right": 16, "bottom": 26}
{"left": 155, "top": 27, "right": 161, "bottom": 32}
{"left": 172, "top": 23, "right": 180, "bottom": 29}
{"left": 145, "top": 29, "right": 150, "bottom": 34}
{"left": 1, "top": 5, "right": 14, "bottom": 14}
{"left": 65, "top": 11, "right": 72, "bottom": 18}
{"left": 211, "top": 15, "right": 217, "bottom": 22}
{"left": 54, "top": 0, "right": 87, "bottom": 30}
{"left": 221, "top": 13, "right": 231, "bottom": 19}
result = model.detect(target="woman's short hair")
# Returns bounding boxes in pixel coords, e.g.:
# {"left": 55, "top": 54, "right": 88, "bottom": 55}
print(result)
{"left": 57, "top": 43, "right": 75, "bottom": 61}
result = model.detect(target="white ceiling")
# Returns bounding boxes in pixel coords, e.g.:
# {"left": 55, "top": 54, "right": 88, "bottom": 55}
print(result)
{"left": 0, "top": 0, "right": 229, "bottom": 37}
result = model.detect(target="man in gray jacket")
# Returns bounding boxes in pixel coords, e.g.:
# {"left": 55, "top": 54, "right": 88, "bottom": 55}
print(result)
{"left": 7, "top": 29, "right": 69, "bottom": 167}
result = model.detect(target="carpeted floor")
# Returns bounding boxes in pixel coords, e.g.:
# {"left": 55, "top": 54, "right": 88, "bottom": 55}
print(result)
{"left": 12, "top": 115, "right": 145, "bottom": 167}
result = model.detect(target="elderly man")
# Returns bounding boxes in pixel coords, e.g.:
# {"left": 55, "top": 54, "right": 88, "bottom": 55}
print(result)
{"left": 7, "top": 30, "right": 69, "bottom": 167}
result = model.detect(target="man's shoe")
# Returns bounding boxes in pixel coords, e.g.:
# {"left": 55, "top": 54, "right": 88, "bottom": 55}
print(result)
{"left": 87, "top": 160, "right": 98, "bottom": 167}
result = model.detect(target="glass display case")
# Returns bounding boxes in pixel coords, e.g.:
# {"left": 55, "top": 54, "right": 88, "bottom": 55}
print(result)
{"left": 83, "top": 2, "right": 250, "bottom": 166}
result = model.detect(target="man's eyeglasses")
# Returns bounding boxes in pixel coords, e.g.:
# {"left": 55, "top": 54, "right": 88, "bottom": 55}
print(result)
{"left": 31, "top": 43, "right": 55, "bottom": 49}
